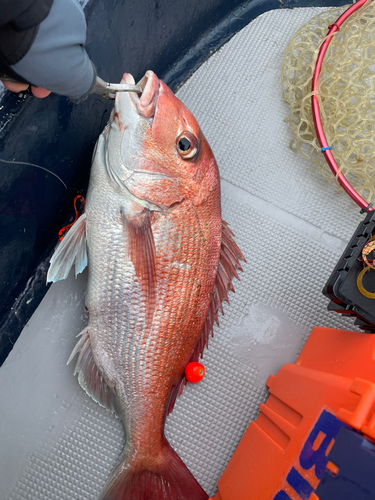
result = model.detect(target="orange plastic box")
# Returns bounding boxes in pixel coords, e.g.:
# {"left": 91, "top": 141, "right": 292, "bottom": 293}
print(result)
{"left": 209, "top": 327, "right": 375, "bottom": 500}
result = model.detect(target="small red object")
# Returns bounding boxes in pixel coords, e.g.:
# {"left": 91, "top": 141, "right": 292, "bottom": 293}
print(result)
{"left": 185, "top": 362, "right": 205, "bottom": 383}
{"left": 58, "top": 195, "right": 86, "bottom": 241}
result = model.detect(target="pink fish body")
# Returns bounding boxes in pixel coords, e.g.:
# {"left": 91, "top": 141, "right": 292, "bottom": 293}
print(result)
{"left": 47, "top": 71, "right": 245, "bottom": 500}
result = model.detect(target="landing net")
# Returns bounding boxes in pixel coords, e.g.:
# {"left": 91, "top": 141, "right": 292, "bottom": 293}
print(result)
{"left": 282, "top": 1, "right": 375, "bottom": 205}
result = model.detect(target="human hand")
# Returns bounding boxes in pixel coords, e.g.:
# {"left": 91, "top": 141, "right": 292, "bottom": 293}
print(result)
{"left": 1, "top": 80, "right": 51, "bottom": 98}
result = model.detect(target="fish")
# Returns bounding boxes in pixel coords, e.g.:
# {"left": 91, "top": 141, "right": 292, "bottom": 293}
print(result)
{"left": 47, "top": 70, "right": 245, "bottom": 500}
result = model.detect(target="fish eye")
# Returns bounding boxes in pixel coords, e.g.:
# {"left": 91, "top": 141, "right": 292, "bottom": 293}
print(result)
{"left": 176, "top": 131, "right": 199, "bottom": 160}
{"left": 179, "top": 137, "right": 190, "bottom": 151}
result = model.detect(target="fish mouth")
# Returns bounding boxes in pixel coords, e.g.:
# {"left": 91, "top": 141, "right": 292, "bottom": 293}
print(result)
{"left": 120, "top": 71, "right": 160, "bottom": 119}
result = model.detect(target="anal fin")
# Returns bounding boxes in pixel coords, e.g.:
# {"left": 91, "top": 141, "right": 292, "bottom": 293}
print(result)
{"left": 69, "top": 329, "right": 119, "bottom": 415}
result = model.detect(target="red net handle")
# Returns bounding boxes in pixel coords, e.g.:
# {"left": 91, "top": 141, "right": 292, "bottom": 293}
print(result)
{"left": 311, "top": 0, "right": 373, "bottom": 212}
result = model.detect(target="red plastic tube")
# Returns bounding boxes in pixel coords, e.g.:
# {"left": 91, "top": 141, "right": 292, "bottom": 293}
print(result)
{"left": 311, "top": 0, "right": 372, "bottom": 212}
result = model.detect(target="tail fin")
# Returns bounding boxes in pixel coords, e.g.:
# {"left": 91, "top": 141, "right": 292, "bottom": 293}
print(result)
{"left": 98, "top": 443, "right": 208, "bottom": 500}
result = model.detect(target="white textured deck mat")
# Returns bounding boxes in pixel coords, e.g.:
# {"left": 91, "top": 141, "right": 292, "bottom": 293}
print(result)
{"left": 0, "top": 7, "right": 363, "bottom": 500}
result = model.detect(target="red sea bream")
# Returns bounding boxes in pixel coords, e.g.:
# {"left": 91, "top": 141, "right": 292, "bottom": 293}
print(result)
{"left": 47, "top": 70, "right": 245, "bottom": 500}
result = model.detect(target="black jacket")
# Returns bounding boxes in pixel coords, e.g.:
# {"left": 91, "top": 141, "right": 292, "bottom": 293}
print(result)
{"left": 0, "top": 0, "right": 95, "bottom": 100}
{"left": 0, "top": 0, "right": 53, "bottom": 81}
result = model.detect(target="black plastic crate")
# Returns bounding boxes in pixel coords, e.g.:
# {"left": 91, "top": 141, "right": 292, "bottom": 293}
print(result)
{"left": 323, "top": 211, "right": 375, "bottom": 332}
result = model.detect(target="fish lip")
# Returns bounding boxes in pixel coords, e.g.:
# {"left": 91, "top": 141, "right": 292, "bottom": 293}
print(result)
{"left": 116, "top": 71, "right": 159, "bottom": 122}
{"left": 130, "top": 71, "right": 160, "bottom": 119}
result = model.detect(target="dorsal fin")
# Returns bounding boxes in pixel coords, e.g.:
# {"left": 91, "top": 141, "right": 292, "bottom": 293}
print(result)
{"left": 167, "top": 220, "right": 246, "bottom": 414}
{"left": 68, "top": 329, "right": 120, "bottom": 415}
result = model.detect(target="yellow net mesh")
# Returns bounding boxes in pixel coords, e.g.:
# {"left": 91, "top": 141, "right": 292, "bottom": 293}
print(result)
{"left": 281, "top": 1, "right": 375, "bottom": 203}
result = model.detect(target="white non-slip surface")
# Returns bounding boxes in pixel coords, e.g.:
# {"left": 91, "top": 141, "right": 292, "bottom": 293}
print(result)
{"left": 0, "top": 6, "right": 362, "bottom": 499}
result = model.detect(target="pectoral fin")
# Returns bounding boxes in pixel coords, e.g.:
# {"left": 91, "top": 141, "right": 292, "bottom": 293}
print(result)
{"left": 121, "top": 206, "right": 157, "bottom": 321}
{"left": 47, "top": 213, "right": 87, "bottom": 283}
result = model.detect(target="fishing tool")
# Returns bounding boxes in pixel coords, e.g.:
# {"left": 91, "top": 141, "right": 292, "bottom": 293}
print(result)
{"left": 282, "top": 0, "right": 375, "bottom": 331}
{"left": 91, "top": 77, "right": 142, "bottom": 99}
{"left": 282, "top": 0, "right": 374, "bottom": 208}
{"left": 0, "top": 75, "right": 142, "bottom": 100}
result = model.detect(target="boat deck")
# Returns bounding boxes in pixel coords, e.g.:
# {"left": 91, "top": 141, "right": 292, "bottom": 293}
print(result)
{"left": 0, "top": 6, "right": 362, "bottom": 499}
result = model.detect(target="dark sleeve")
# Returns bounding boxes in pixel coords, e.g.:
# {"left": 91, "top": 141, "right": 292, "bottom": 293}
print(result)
{"left": 0, "top": 0, "right": 96, "bottom": 100}
{"left": 0, "top": 0, "right": 53, "bottom": 80}
{"left": 0, "top": 0, "right": 53, "bottom": 29}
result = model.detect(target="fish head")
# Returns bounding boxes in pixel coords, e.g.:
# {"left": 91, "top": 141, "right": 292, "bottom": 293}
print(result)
{"left": 103, "top": 70, "right": 220, "bottom": 211}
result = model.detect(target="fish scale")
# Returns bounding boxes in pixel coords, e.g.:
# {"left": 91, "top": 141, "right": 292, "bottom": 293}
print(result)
{"left": 86, "top": 150, "right": 217, "bottom": 449}
{"left": 47, "top": 70, "right": 244, "bottom": 500}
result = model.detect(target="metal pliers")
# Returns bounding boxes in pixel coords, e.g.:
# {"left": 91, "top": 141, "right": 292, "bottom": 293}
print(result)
{"left": 0, "top": 74, "right": 142, "bottom": 100}
{"left": 92, "top": 76, "right": 142, "bottom": 99}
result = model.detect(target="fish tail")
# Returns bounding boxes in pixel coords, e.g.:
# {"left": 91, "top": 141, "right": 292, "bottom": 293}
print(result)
{"left": 97, "top": 442, "right": 208, "bottom": 500}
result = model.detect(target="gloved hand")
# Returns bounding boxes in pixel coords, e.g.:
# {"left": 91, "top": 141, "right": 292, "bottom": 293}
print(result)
{"left": 0, "top": 0, "right": 96, "bottom": 100}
